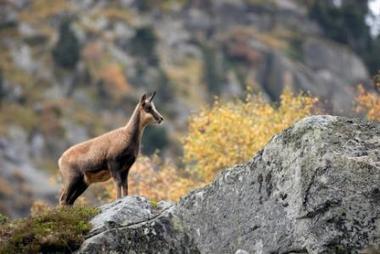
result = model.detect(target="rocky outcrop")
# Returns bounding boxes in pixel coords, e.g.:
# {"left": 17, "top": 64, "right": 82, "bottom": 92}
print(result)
{"left": 79, "top": 115, "right": 380, "bottom": 253}
{"left": 79, "top": 197, "right": 199, "bottom": 253}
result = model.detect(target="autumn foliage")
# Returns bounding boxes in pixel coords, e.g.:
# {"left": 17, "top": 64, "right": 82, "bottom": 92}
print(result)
{"left": 183, "top": 89, "right": 318, "bottom": 182}
{"left": 96, "top": 156, "right": 197, "bottom": 202}
{"left": 356, "top": 85, "right": 380, "bottom": 121}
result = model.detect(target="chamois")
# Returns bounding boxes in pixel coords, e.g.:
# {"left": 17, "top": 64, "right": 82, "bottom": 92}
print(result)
{"left": 58, "top": 92, "right": 164, "bottom": 205}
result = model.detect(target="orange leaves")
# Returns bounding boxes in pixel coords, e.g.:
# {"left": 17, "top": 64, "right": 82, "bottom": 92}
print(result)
{"left": 183, "top": 89, "right": 318, "bottom": 182}
{"left": 356, "top": 85, "right": 380, "bottom": 121}
{"left": 83, "top": 42, "right": 131, "bottom": 99}
{"left": 97, "top": 156, "right": 197, "bottom": 202}
{"left": 128, "top": 157, "right": 196, "bottom": 201}
{"left": 99, "top": 63, "right": 131, "bottom": 96}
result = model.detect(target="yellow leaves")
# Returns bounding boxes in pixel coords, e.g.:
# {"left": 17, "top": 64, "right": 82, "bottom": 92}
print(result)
{"left": 97, "top": 156, "right": 198, "bottom": 202}
{"left": 183, "top": 88, "right": 317, "bottom": 182}
{"left": 128, "top": 157, "right": 196, "bottom": 201}
{"left": 356, "top": 85, "right": 380, "bottom": 121}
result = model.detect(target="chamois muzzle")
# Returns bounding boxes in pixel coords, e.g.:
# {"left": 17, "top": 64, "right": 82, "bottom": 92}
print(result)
{"left": 150, "top": 104, "right": 164, "bottom": 124}
{"left": 155, "top": 114, "right": 164, "bottom": 124}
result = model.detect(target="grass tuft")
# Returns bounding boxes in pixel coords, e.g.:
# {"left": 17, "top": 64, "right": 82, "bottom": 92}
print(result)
{"left": 0, "top": 206, "right": 98, "bottom": 254}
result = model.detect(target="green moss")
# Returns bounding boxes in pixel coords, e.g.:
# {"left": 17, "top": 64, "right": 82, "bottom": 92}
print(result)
{"left": 0, "top": 206, "right": 99, "bottom": 254}
{"left": 150, "top": 200, "right": 159, "bottom": 209}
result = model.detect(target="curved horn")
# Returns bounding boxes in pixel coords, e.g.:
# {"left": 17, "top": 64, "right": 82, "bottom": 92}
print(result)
{"left": 149, "top": 91, "right": 156, "bottom": 102}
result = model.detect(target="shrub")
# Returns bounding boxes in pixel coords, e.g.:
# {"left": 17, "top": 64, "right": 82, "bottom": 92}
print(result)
{"left": 183, "top": 89, "right": 318, "bottom": 181}
{"left": 356, "top": 85, "right": 380, "bottom": 121}
{"left": 0, "top": 206, "right": 98, "bottom": 254}
{"left": 52, "top": 19, "right": 80, "bottom": 69}
{"left": 130, "top": 26, "right": 157, "bottom": 64}
{"left": 128, "top": 157, "right": 196, "bottom": 201}
{"left": 142, "top": 126, "right": 170, "bottom": 155}
{"left": 0, "top": 214, "right": 7, "bottom": 225}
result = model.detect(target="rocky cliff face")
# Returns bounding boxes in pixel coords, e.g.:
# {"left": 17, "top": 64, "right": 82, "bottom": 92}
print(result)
{"left": 79, "top": 115, "right": 380, "bottom": 253}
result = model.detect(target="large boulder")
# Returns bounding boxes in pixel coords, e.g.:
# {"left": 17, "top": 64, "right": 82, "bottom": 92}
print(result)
{"left": 79, "top": 115, "right": 380, "bottom": 253}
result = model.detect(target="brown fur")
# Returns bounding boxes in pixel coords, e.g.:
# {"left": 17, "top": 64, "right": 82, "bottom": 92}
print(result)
{"left": 58, "top": 93, "right": 163, "bottom": 205}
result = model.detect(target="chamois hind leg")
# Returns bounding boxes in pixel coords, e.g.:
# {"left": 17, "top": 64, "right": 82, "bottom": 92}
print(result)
{"left": 109, "top": 161, "right": 124, "bottom": 199}
{"left": 60, "top": 179, "right": 77, "bottom": 206}
{"left": 59, "top": 171, "right": 76, "bottom": 206}
{"left": 67, "top": 176, "right": 88, "bottom": 205}
{"left": 59, "top": 171, "right": 86, "bottom": 206}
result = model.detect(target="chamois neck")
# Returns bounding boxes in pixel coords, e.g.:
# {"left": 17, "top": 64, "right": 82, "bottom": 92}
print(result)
{"left": 125, "top": 104, "right": 146, "bottom": 142}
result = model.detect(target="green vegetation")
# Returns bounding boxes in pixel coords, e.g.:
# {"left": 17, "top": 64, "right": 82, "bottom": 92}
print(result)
{"left": 202, "top": 44, "right": 224, "bottom": 97}
{"left": 0, "top": 206, "right": 98, "bottom": 254}
{"left": 0, "top": 214, "right": 8, "bottom": 225}
{"left": 149, "top": 200, "right": 158, "bottom": 209}
{"left": 130, "top": 26, "right": 158, "bottom": 64}
{"left": 52, "top": 19, "right": 80, "bottom": 69}
{"left": 142, "top": 126, "right": 170, "bottom": 155}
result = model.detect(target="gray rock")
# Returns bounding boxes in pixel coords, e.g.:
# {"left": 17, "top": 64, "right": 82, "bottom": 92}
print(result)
{"left": 11, "top": 44, "right": 36, "bottom": 74}
{"left": 302, "top": 38, "right": 369, "bottom": 84}
{"left": 0, "top": 127, "right": 58, "bottom": 217}
{"left": 80, "top": 196, "right": 199, "bottom": 253}
{"left": 79, "top": 116, "right": 380, "bottom": 253}
{"left": 254, "top": 38, "right": 369, "bottom": 115}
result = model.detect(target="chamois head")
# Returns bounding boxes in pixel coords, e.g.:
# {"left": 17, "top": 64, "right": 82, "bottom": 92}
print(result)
{"left": 139, "top": 91, "right": 164, "bottom": 125}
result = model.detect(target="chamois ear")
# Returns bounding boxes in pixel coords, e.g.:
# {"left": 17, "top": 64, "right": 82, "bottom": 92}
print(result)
{"left": 140, "top": 94, "right": 147, "bottom": 105}
{"left": 149, "top": 91, "right": 156, "bottom": 102}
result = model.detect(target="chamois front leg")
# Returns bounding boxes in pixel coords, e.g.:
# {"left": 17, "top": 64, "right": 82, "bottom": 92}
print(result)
{"left": 113, "top": 179, "right": 122, "bottom": 199}
{"left": 120, "top": 170, "right": 129, "bottom": 197}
